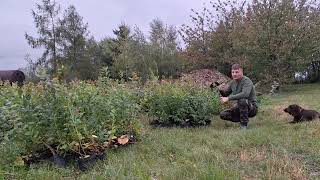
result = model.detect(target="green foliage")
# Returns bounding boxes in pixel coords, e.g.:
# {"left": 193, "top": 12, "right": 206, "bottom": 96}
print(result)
{"left": 100, "top": 20, "right": 184, "bottom": 84}
{"left": 1, "top": 83, "right": 320, "bottom": 179}
{"left": 0, "top": 140, "right": 24, "bottom": 168}
{"left": 0, "top": 79, "right": 142, "bottom": 158}
{"left": 58, "top": 5, "right": 99, "bottom": 80}
{"left": 181, "top": 0, "right": 320, "bottom": 83}
{"left": 256, "top": 95, "right": 272, "bottom": 106}
{"left": 26, "top": 1, "right": 104, "bottom": 81}
{"left": 149, "top": 19, "right": 184, "bottom": 80}
{"left": 27, "top": 0, "right": 184, "bottom": 83}
{"left": 143, "top": 82, "right": 222, "bottom": 126}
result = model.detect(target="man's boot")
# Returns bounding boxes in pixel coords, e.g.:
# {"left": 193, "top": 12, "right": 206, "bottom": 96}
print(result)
{"left": 238, "top": 99, "right": 249, "bottom": 129}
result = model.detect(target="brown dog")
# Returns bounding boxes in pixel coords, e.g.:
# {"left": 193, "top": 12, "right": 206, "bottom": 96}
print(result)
{"left": 284, "top": 104, "right": 320, "bottom": 123}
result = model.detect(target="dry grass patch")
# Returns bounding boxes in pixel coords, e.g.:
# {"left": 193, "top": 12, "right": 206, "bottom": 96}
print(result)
{"left": 272, "top": 105, "right": 291, "bottom": 120}
{"left": 233, "top": 147, "right": 308, "bottom": 179}
{"left": 266, "top": 149, "right": 307, "bottom": 180}
{"left": 239, "top": 147, "right": 267, "bottom": 163}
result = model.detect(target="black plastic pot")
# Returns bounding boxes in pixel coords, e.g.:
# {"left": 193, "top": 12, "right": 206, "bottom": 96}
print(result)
{"left": 77, "top": 153, "right": 106, "bottom": 171}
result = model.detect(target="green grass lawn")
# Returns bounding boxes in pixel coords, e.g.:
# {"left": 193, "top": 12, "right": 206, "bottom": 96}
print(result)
{"left": 1, "top": 83, "right": 320, "bottom": 180}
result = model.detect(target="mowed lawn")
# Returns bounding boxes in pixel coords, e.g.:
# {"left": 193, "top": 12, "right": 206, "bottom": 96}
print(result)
{"left": 1, "top": 83, "right": 320, "bottom": 180}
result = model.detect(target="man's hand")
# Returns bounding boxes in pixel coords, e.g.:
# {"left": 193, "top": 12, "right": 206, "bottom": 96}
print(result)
{"left": 220, "top": 97, "right": 229, "bottom": 103}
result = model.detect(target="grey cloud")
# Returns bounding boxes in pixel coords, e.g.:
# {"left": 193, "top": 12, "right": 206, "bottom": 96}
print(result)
{"left": 0, "top": 0, "right": 208, "bottom": 69}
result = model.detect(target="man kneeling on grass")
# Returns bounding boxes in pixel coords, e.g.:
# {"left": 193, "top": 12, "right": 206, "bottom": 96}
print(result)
{"left": 218, "top": 64, "right": 258, "bottom": 129}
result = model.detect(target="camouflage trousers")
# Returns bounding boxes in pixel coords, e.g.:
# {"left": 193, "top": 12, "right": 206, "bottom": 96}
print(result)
{"left": 219, "top": 99, "right": 258, "bottom": 126}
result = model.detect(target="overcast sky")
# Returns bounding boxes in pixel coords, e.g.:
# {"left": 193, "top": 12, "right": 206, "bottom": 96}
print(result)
{"left": 0, "top": 0, "right": 209, "bottom": 70}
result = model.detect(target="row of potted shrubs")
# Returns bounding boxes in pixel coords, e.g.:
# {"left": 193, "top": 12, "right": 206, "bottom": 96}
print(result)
{"left": 0, "top": 78, "right": 221, "bottom": 170}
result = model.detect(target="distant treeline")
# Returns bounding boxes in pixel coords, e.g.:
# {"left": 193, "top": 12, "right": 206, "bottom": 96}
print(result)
{"left": 23, "top": 0, "right": 320, "bottom": 84}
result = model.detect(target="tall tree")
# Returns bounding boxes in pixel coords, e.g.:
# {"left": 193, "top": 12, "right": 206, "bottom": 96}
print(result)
{"left": 98, "top": 38, "right": 114, "bottom": 67}
{"left": 58, "top": 5, "right": 91, "bottom": 79}
{"left": 180, "top": 6, "right": 214, "bottom": 68}
{"left": 149, "top": 19, "right": 182, "bottom": 79}
{"left": 110, "top": 23, "right": 131, "bottom": 58}
{"left": 126, "top": 26, "right": 158, "bottom": 83}
{"left": 108, "top": 24, "right": 132, "bottom": 79}
{"left": 25, "top": 0, "right": 61, "bottom": 77}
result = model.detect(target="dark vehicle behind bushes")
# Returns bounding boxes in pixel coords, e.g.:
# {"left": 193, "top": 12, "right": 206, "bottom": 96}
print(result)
{"left": 0, "top": 70, "right": 25, "bottom": 86}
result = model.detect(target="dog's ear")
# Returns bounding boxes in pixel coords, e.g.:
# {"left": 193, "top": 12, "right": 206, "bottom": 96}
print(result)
{"left": 288, "top": 104, "right": 302, "bottom": 116}
{"left": 293, "top": 104, "right": 301, "bottom": 107}
{"left": 293, "top": 104, "right": 303, "bottom": 112}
